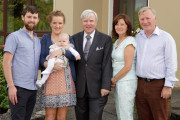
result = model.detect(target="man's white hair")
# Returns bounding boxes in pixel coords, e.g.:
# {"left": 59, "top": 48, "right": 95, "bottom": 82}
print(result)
{"left": 80, "top": 9, "right": 98, "bottom": 21}
{"left": 138, "top": 6, "right": 156, "bottom": 17}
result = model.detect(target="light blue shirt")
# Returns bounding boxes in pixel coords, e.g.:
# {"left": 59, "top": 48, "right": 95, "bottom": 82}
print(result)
{"left": 136, "top": 26, "right": 178, "bottom": 88}
{"left": 4, "top": 29, "right": 41, "bottom": 90}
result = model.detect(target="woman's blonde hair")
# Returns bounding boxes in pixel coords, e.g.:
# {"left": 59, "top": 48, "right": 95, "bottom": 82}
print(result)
{"left": 46, "top": 10, "right": 65, "bottom": 23}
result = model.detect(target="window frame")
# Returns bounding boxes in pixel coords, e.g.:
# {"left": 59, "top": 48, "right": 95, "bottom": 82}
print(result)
{"left": 0, "top": 0, "right": 51, "bottom": 43}
{"left": 113, "top": 0, "right": 149, "bottom": 19}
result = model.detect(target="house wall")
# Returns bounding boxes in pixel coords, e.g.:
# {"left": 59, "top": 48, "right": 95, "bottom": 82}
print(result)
{"left": 73, "top": 0, "right": 104, "bottom": 34}
{"left": 54, "top": 0, "right": 109, "bottom": 35}
{"left": 150, "top": 0, "right": 180, "bottom": 82}
{"left": 54, "top": 0, "right": 180, "bottom": 82}
{"left": 54, "top": 0, "right": 74, "bottom": 35}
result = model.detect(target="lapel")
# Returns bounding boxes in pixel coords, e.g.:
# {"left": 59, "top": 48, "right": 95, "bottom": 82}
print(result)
{"left": 77, "top": 31, "right": 85, "bottom": 60}
{"left": 87, "top": 30, "right": 100, "bottom": 60}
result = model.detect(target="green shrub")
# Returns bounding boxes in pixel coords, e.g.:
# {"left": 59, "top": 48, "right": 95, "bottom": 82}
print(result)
{"left": 0, "top": 54, "right": 9, "bottom": 110}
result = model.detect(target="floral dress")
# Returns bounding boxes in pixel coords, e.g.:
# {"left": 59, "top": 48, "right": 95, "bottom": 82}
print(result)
{"left": 41, "top": 64, "right": 76, "bottom": 108}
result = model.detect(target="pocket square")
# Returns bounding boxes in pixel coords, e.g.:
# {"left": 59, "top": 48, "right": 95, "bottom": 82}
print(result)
{"left": 96, "top": 47, "right": 104, "bottom": 51}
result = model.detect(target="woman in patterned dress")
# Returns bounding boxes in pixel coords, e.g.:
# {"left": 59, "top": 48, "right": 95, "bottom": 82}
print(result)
{"left": 39, "top": 10, "right": 76, "bottom": 120}
{"left": 111, "top": 14, "right": 137, "bottom": 120}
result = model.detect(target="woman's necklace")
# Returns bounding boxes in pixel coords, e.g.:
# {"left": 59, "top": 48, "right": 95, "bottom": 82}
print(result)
{"left": 115, "top": 36, "right": 128, "bottom": 49}
{"left": 115, "top": 39, "right": 123, "bottom": 49}
{"left": 51, "top": 34, "right": 59, "bottom": 44}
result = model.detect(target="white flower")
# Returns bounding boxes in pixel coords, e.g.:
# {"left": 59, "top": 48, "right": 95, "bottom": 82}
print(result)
{"left": 136, "top": 28, "right": 141, "bottom": 33}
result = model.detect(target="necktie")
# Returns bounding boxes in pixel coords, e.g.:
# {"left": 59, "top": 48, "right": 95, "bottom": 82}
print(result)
{"left": 84, "top": 35, "right": 91, "bottom": 60}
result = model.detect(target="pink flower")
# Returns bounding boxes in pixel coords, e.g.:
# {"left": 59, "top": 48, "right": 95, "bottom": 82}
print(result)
{"left": 1, "top": 44, "right": 5, "bottom": 50}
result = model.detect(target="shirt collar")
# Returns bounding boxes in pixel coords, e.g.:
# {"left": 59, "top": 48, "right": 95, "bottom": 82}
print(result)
{"left": 84, "top": 30, "right": 96, "bottom": 39}
{"left": 140, "top": 26, "right": 160, "bottom": 38}
{"left": 19, "top": 28, "right": 37, "bottom": 37}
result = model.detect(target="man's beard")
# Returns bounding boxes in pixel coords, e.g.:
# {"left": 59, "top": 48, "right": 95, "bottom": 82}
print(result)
{"left": 24, "top": 22, "right": 37, "bottom": 31}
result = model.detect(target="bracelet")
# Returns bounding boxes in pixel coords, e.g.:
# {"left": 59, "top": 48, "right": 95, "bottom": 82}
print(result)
{"left": 62, "top": 49, "right": 65, "bottom": 55}
{"left": 114, "top": 77, "right": 118, "bottom": 82}
{"left": 8, "top": 84, "right": 14, "bottom": 87}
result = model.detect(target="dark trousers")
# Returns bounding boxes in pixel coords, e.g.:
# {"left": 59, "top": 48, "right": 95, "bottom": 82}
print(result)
{"left": 135, "top": 77, "right": 168, "bottom": 120}
{"left": 75, "top": 94, "right": 108, "bottom": 120}
{"left": 9, "top": 86, "right": 37, "bottom": 120}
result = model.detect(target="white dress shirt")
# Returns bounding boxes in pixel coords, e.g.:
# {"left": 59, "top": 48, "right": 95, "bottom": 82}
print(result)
{"left": 136, "top": 26, "right": 178, "bottom": 88}
{"left": 83, "top": 30, "right": 95, "bottom": 50}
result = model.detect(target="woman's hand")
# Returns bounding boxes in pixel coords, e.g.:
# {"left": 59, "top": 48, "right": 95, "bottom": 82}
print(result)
{"left": 111, "top": 77, "right": 116, "bottom": 88}
{"left": 53, "top": 62, "right": 66, "bottom": 71}
{"left": 49, "top": 49, "right": 62, "bottom": 59}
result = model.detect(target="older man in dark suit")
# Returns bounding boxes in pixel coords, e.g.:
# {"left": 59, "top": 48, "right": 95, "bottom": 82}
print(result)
{"left": 72, "top": 9, "right": 112, "bottom": 120}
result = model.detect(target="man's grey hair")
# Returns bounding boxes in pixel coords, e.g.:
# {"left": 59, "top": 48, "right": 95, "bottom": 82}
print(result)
{"left": 80, "top": 9, "right": 98, "bottom": 21}
{"left": 138, "top": 6, "right": 156, "bottom": 17}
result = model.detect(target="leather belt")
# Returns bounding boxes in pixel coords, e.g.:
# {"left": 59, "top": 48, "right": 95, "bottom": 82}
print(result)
{"left": 137, "top": 76, "right": 164, "bottom": 82}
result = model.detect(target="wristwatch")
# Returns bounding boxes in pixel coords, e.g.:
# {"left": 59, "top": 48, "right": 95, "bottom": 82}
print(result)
{"left": 62, "top": 49, "right": 65, "bottom": 55}
{"left": 114, "top": 77, "right": 118, "bottom": 82}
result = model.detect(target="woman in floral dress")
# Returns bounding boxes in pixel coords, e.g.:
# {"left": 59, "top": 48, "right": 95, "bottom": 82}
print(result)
{"left": 39, "top": 10, "right": 76, "bottom": 120}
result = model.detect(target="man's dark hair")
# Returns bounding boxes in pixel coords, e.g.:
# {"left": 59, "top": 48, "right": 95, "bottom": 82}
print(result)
{"left": 21, "top": 6, "right": 39, "bottom": 17}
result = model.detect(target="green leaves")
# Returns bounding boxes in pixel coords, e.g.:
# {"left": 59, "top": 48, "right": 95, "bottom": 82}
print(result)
{"left": 0, "top": 54, "right": 9, "bottom": 111}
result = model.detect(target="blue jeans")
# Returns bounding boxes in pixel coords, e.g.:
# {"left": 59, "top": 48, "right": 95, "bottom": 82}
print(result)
{"left": 8, "top": 86, "right": 37, "bottom": 120}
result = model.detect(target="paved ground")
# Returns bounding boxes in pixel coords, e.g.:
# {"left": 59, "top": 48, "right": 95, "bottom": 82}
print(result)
{"left": 1, "top": 81, "right": 180, "bottom": 120}
{"left": 30, "top": 81, "right": 180, "bottom": 120}
{"left": 31, "top": 89, "right": 117, "bottom": 120}
{"left": 67, "top": 89, "right": 117, "bottom": 120}
{"left": 170, "top": 83, "right": 180, "bottom": 119}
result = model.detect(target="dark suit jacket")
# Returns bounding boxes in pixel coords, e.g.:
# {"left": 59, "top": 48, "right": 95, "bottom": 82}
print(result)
{"left": 72, "top": 30, "right": 112, "bottom": 98}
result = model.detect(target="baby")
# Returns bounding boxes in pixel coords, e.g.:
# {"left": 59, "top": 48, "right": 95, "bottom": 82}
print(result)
{"left": 36, "top": 33, "right": 80, "bottom": 87}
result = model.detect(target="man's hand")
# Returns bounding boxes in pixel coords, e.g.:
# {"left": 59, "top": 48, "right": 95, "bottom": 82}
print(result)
{"left": 8, "top": 86, "right": 18, "bottom": 105}
{"left": 161, "top": 86, "right": 172, "bottom": 99}
{"left": 101, "top": 89, "right": 110, "bottom": 97}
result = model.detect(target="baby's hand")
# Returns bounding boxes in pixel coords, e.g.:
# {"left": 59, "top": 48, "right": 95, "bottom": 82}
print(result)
{"left": 76, "top": 55, "right": 81, "bottom": 60}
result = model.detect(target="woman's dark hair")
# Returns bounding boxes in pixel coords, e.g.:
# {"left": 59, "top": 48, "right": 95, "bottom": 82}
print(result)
{"left": 21, "top": 6, "right": 39, "bottom": 18}
{"left": 112, "top": 14, "right": 132, "bottom": 39}
{"left": 46, "top": 10, "right": 65, "bottom": 24}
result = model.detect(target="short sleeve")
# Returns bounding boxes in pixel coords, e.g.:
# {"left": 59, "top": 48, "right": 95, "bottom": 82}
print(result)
{"left": 4, "top": 33, "right": 18, "bottom": 55}
{"left": 124, "top": 36, "right": 137, "bottom": 49}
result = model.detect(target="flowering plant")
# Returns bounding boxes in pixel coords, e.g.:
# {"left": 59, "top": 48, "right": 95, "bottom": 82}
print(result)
{"left": 0, "top": 44, "right": 5, "bottom": 55}
{"left": 0, "top": 53, "right": 9, "bottom": 113}
{"left": 1, "top": 45, "right": 4, "bottom": 49}
{"left": 132, "top": 28, "right": 142, "bottom": 37}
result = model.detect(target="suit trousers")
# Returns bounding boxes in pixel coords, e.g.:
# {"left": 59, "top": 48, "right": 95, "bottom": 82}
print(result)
{"left": 75, "top": 93, "right": 108, "bottom": 120}
{"left": 135, "top": 77, "right": 168, "bottom": 120}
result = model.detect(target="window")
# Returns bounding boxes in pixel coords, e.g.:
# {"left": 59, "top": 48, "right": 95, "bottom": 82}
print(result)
{"left": 113, "top": 0, "right": 148, "bottom": 28}
{"left": 0, "top": 1, "right": 3, "bottom": 31}
{"left": 0, "top": 0, "right": 53, "bottom": 46}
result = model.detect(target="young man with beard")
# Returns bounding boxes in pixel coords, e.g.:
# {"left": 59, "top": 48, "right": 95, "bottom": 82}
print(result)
{"left": 3, "top": 6, "right": 41, "bottom": 120}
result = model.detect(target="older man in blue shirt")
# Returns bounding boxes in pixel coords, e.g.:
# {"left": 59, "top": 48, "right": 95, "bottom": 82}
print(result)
{"left": 135, "top": 7, "right": 178, "bottom": 120}
{"left": 3, "top": 6, "right": 41, "bottom": 120}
